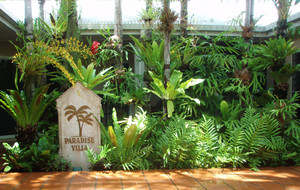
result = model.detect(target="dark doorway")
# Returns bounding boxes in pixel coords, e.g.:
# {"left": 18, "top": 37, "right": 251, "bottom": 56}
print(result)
{"left": 0, "top": 59, "right": 16, "bottom": 136}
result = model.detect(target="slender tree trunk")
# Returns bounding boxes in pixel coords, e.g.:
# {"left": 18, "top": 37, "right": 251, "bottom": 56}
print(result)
{"left": 273, "top": 0, "right": 291, "bottom": 38}
{"left": 245, "top": 0, "right": 254, "bottom": 27}
{"left": 162, "top": 0, "right": 171, "bottom": 118}
{"left": 163, "top": 0, "right": 171, "bottom": 83}
{"left": 180, "top": 0, "right": 188, "bottom": 38}
{"left": 145, "top": 0, "right": 153, "bottom": 41}
{"left": 25, "top": 0, "right": 33, "bottom": 39}
{"left": 66, "top": 0, "right": 79, "bottom": 40}
{"left": 38, "top": 0, "right": 47, "bottom": 87}
{"left": 114, "top": 0, "right": 123, "bottom": 68}
{"left": 24, "top": 0, "right": 35, "bottom": 101}
{"left": 241, "top": 0, "right": 254, "bottom": 42}
{"left": 38, "top": 0, "right": 46, "bottom": 20}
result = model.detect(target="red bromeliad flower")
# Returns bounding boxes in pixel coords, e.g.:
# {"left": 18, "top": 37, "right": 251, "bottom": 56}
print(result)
{"left": 91, "top": 41, "right": 100, "bottom": 55}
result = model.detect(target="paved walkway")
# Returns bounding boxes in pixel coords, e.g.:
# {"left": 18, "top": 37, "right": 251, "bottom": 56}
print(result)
{"left": 0, "top": 167, "right": 300, "bottom": 190}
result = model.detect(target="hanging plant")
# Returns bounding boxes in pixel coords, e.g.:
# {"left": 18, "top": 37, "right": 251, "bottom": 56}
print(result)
{"left": 158, "top": 8, "right": 178, "bottom": 34}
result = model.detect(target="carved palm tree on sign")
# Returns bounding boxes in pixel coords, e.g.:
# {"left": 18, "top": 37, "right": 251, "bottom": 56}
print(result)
{"left": 64, "top": 105, "right": 93, "bottom": 137}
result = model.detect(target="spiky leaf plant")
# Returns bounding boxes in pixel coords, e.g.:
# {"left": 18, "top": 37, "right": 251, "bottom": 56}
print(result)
{"left": 0, "top": 84, "right": 57, "bottom": 147}
{"left": 86, "top": 108, "right": 154, "bottom": 170}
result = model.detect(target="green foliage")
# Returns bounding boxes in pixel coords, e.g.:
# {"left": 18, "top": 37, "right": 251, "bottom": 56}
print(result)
{"left": 145, "top": 70, "right": 203, "bottom": 117}
{"left": 2, "top": 136, "right": 70, "bottom": 172}
{"left": 87, "top": 108, "right": 154, "bottom": 170}
{"left": 130, "top": 36, "right": 165, "bottom": 78}
{"left": 254, "top": 36, "right": 299, "bottom": 71}
{"left": 151, "top": 115, "right": 200, "bottom": 169}
{"left": 70, "top": 60, "right": 116, "bottom": 97}
{"left": 102, "top": 68, "right": 146, "bottom": 107}
{"left": 2, "top": 142, "right": 31, "bottom": 172}
{"left": 93, "top": 28, "right": 124, "bottom": 66}
{"left": 0, "top": 84, "right": 56, "bottom": 130}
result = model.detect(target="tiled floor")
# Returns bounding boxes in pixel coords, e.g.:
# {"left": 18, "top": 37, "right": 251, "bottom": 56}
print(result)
{"left": 0, "top": 167, "right": 300, "bottom": 190}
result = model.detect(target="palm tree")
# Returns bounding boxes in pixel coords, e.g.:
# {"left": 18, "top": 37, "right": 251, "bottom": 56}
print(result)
{"left": 25, "top": 0, "right": 33, "bottom": 39}
{"left": 65, "top": 0, "right": 79, "bottom": 40}
{"left": 114, "top": 0, "right": 123, "bottom": 68}
{"left": 64, "top": 105, "right": 93, "bottom": 137}
{"left": 159, "top": 0, "right": 178, "bottom": 117}
{"left": 180, "top": 0, "right": 188, "bottom": 38}
{"left": 38, "top": 0, "right": 46, "bottom": 20}
{"left": 240, "top": 0, "right": 254, "bottom": 41}
{"left": 272, "top": 0, "right": 299, "bottom": 38}
{"left": 145, "top": 0, "right": 153, "bottom": 41}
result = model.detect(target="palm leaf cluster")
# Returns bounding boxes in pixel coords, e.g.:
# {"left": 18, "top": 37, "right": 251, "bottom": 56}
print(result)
{"left": 86, "top": 108, "right": 153, "bottom": 170}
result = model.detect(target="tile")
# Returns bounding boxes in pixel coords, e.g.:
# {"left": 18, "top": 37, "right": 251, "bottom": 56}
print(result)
{"left": 143, "top": 170, "right": 171, "bottom": 182}
{"left": 225, "top": 182, "right": 261, "bottom": 190}
{"left": 97, "top": 171, "right": 121, "bottom": 183}
{"left": 198, "top": 179, "right": 233, "bottom": 190}
{"left": 44, "top": 172, "right": 75, "bottom": 184}
{"left": 68, "top": 182, "right": 95, "bottom": 190}
{"left": 148, "top": 182, "right": 178, "bottom": 189}
{"left": 251, "top": 181, "right": 287, "bottom": 190}
{"left": 187, "top": 169, "right": 219, "bottom": 181}
{"left": 18, "top": 172, "right": 51, "bottom": 184}
{"left": 95, "top": 182, "right": 122, "bottom": 189}
{"left": 165, "top": 169, "right": 196, "bottom": 181}
{"left": 274, "top": 168, "right": 300, "bottom": 180}
{"left": 71, "top": 171, "right": 97, "bottom": 183}
{"left": 0, "top": 173, "right": 6, "bottom": 180}
{"left": 173, "top": 180, "right": 205, "bottom": 190}
{"left": 15, "top": 183, "right": 45, "bottom": 190}
{"left": 0, "top": 173, "right": 30, "bottom": 188}
{"left": 122, "top": 181, "right": 150, "bottom": 189}
{"left": 121, "top": 170, "right": 146, "bottom": 181}
{"left": 40, "top": 183, "right": 70, "bottom": 190}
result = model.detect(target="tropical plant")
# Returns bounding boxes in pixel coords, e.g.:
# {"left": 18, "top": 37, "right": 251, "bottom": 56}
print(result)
{"left": 2, "top": 136, "right": 70, "bottom": 172}
{"left": 145, "top": 70, "right": 203, "bottom": 117}
{"left": 151, "top": 115, "right": 200, "bottom": 169}
{"left": 0, "top": 84, "right": 57, "bottom": 147}
{"left": 102, "top": 68, "right": 146, "bottom": 108}
{"left": 70, "top": 59, "right": 116, "bottom": 96}
{"left": 32, "top": 37, "right": 93, "bottom": 86}
{"left": 272, "top": 0, "right": 300, "bottom": 37}
{"left": 2, "top": 142, "right": 31, "bottom": 172}
{"left": 87, "top": 108, "right": 155, "bottom": 170}
{"left": 254, "top": 36, "right": 300, "bottom": 98}
{"left": 130, "top": 36, "right": 165, "bottom": 78}
{"left": 139, "top": 7, "right": 159, "bottom": 22}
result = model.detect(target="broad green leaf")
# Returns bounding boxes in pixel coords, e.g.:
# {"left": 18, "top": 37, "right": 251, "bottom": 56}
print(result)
{"left": 167, "top": 100, "right": 174, "bottom": 118}
{"left": 4, "top": 165, "right": 12, "bottom": 172}
{"left": 169, "top": 70, "right": 182, "bottom": 87}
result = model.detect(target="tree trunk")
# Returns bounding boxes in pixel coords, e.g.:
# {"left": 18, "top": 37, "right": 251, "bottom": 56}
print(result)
{"left": 25, "top": 0, "right": 33, "bottom": 39}
{"left": 241, "top": 0, "right": 254, "bottom": 42}
{"left": 273, "top": 0, "right": 291, "bottom": 38}
{"left": 163, "top": 0, "right": 171, "bottom": 83}
{"left": 24, "top": 0, "right": 35, "bottom": 101}
{"left": 162, "top": 0, "right": 171, "bottom": 118}
{"left": 38, "top": 0, "right": 47, "bottom": 88}
{"left": 180, "top": 0, "right": 188, "bottom": 38}
{"left": 66, "top": 0, "right": 79, "bottom": 40}
{"left": 114, "top": 0, "right": 123, "bottom": 68}
{"left": 145, "top": 0, "right": 153, "bottom": 41}
{"left": 245, "top": 0, "right": 254, "bottom": 27}
{"left": 38, "top": 0, "right": 46, "bottom": 20}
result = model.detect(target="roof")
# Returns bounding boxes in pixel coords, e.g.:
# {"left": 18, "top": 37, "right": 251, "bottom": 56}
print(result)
{"left": 56, "top": 81, "right": 101, "bottom": 106}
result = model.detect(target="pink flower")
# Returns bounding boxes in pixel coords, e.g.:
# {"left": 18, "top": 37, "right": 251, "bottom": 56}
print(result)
{"left": 91, "top": 41, "right": 100, "bottom": 55}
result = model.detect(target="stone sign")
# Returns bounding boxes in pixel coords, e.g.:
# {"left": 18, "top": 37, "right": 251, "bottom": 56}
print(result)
{"left": 56, "top": 81, "right": 101, "bottom": 171}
